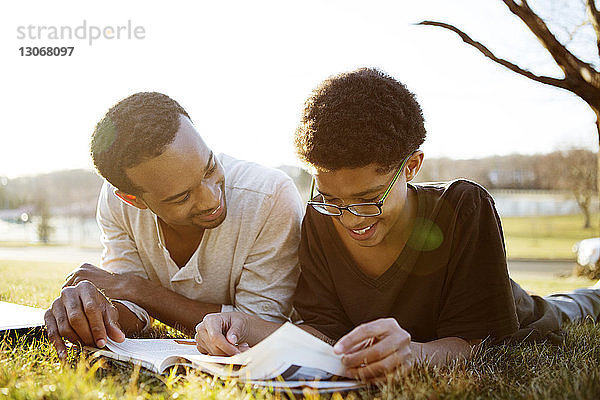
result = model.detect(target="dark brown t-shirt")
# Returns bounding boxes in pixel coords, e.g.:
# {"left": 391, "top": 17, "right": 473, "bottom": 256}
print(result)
{"left": 294, "top": 179, "right": 550, "bottom": 343}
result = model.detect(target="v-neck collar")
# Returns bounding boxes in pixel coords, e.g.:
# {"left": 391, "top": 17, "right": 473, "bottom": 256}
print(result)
{"left": 154, "top": 214, "right": 205, "bottom": 283}
{"left": 322, "top": 183, "right": 424, "bottom": 289}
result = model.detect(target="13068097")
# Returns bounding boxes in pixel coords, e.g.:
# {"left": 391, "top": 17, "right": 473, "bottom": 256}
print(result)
{"left": 19, "top": 47, "right": 74, "bottom": 56}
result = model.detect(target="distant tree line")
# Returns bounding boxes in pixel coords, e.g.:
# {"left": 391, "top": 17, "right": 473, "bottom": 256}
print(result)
{"left": 418, "top": 149, "right": 597, "bottom": 228}
{"left": 0, "top": 169, "right": 103, "bottom": 217}
{"left": 0, "top": 150, "right": 596, "bottom": 217}
{"left": 417, "top": 150, "right": 597, "bottom": 191}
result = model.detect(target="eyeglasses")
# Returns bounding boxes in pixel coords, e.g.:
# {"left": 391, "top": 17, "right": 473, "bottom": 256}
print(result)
{"left": 308, "top": 151, "right": 415, "bottom": 217}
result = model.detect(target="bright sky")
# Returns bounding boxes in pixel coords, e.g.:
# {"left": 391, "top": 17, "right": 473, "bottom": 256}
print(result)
{"left": 0, "top": 0, "right": 597, "bottom": 178}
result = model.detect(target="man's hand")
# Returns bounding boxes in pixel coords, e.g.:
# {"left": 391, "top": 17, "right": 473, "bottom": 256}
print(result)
{"left": 44, "top": 280, "right": 125, "bottom": 359}
{"left": 333, "top": 318, "right": 414, "bottom": 382}
{"left": 63, "top": 263, "right": 137, "bottom": 299}
{"left": 195, "top": 312, "right": 283, "bottom": 356}
{"left": 195, "top": 312, "right": 252, "bottom": 356}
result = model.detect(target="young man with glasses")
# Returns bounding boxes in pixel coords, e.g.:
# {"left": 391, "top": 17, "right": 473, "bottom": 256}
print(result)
{"left": 194, "top": 68, "right": 600, "bottom": 381}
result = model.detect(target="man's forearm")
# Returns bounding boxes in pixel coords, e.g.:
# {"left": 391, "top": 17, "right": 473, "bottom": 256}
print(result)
{"left": 113, "top": 302, "right": 147, "bottom": 335}
{"left": 120, "top": 277, "right": 221, "bottom": 335}
{"left": 410, "top": 337, "right": 475, "bottom": 367}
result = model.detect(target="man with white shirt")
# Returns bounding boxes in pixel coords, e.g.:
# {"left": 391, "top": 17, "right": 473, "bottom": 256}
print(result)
{"left": 44, "top": 92, "right": 303, "bottom": 358}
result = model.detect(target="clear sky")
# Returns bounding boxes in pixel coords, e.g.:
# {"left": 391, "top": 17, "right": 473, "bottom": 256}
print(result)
{"left": 1, "top": 0, "right": 597, "bottom": 178}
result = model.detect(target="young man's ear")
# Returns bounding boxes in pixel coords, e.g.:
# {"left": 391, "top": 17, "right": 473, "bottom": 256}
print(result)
{"left": 114, "top": 189, "right": 148, "bottom": 209}
{"left": 405, "top": 151, "right": 424, "bottom": 182}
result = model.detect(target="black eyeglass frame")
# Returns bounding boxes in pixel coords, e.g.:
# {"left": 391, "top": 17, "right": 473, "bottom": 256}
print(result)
{"left": 307, "top": 151, "right": 416, "bottom": 217}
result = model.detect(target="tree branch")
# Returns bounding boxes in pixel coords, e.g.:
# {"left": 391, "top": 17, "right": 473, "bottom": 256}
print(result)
{"left": 417, "top": 21, "right": 569, "bottom": 89}
{"left": 567, "top": 21, "right": 589, "bottom": 44}
{"left": 586, "top": 0, "right": 600, "bottom": 57}
{"left": 502, "top": 0, "right": 594, "bottom": 77}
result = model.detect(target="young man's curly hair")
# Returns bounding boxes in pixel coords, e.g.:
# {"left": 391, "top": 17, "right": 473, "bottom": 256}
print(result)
{"left": 90, "top": 92, "right": 190, "bottom": 195}
{"left": 295, "top": 68, "right": 426, "bottom": 172}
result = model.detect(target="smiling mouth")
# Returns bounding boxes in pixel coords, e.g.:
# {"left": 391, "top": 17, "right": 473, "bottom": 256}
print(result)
{"left": 343, "top": 220, "right": 378, "bottom": 241}
{"left": 192, "top": 190, "right": 226, "bottom": 222}
{"left": 352, "top": 224, "right": 375, "bottom": 235}
{"left": 196, "top": 202, "right": 224, "bottom": 221}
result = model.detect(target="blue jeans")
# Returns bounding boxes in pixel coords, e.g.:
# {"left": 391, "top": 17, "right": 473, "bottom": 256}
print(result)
{"left": 544, "top": 288, "right": 600, "bottom": 325}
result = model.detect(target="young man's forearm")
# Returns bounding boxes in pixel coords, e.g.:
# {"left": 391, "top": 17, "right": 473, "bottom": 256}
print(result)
{"left": 410, "top": 337, "right": 476, "bottom": 367}
{"left": 113, "top": 302, "right": 147, "bottom": 335}
{"left": 299, "top": 324, "right": 475, "bottom": 366}
{"left": 119, "top": 276, "right": 221, "bottom": 335}
{"left": 231, "top": 319, "right": 337, "bottom": 347}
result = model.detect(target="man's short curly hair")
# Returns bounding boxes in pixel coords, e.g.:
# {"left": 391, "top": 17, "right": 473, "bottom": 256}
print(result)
{"left": 295, "top": 68, "right": 426, "bottom": 172}
{"left": 91, "top": 92, "right": 190, "bottom": 194}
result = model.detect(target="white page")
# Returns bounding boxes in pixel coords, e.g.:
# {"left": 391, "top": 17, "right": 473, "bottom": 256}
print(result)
{"left": 106, "top": 338, "right": 208, "bottom": 359}
{"left": 186, "top": 323, "right": 348, "bottom": 379}
{"left": 104, "top": 338, "right": 236, "bottom": 372}
{"left": 227, "top": 322, "right": 346, "bottom": 376}
{"left": 0, "top": 301, "right": 45, "bottom": 330}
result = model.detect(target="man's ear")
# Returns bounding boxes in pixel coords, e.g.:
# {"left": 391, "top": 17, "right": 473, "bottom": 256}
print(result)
{"left": 114, "top": 189, "right": 148, "bottom": 209}
{"left": 405, "top": 150, "right": 424, "bottom": 182}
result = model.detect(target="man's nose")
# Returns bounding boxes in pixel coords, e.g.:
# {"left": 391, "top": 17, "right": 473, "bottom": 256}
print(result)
{"left": 192, "top": 182, "right": 222, "bottom": 213}
{"left": 338, "top": 209, "right": 365, "bottom": 229}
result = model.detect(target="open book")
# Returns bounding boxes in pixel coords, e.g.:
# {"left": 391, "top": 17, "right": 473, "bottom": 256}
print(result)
{"left": 89, "top": 322, "right": 365, "bottom": 391}
{"left": 0, "top": 301, "right": 45, "bottom": 331}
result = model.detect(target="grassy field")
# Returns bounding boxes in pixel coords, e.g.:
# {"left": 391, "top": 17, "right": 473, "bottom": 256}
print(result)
{"left": 0, "top": 260, "right": 74, "bottom": 307}
{"left": 502, "top": 213, "right": 600, "bottom": 260}
{"left": 1, "top": 258, "right": 599, "bottom": 399}
{"left": 509, "top": 271, "right": 595, "bottom": 296}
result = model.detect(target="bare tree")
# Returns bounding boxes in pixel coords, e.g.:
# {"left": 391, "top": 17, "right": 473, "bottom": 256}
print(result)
{"left": 553, "top": 149, "right": 597, "bottom": 228}
{"left": 35, "top": 198, "right": 54, "bottom": 243}
{"left": 419, "top": 0, "right": 600, "bottom": 200}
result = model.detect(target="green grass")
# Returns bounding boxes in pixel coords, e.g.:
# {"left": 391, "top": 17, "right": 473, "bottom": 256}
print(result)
{"left": 0, "top": 260, "right": 74, "bottom": 308}
{"left": 510, "top": 272, "right": 595, "bottom": 296}
{"left": 1, "top": 259, "right": 600, "bottom": 399}
{"left": 502, "top": 213, "right": 600, "bottom": 260}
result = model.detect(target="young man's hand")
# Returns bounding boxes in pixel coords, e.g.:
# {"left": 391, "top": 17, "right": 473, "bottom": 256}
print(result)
{"left": 44, "top": 281, "right": 125, "bottom": 359}
{"left": 333, "top": 318, "right": 414, "bottom": 382}
{"left": 63, "top": 263, "right": 138, "bottom": 299}
{"left": 195, "top": 312, "right": 281, "bottom": 356}
{"left": 194, "top": 312, "right": 252, "bottom": 356}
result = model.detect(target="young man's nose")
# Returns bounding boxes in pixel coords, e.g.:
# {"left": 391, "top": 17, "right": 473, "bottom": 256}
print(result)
{"left": 192, "top": 182, "right": 222, "bottom": 213}
{"left": 338, "top": 210, "right": 368, "bottom": 229}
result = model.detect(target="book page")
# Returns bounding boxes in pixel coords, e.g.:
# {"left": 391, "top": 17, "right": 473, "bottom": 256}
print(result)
{"left": 0, "top": 301, "right": 45, "bottom": 330}
{"left": 186, "top": 322, "right": 348, "bottom": 379}
{"left": 104, "top": 338, "right": 231, "bottom": 372}
{"left": 106, "top": 338, "right": 208, "bottom": 359}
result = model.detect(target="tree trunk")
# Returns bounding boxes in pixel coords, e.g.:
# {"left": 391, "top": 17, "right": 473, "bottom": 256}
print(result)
{"left": 576, "top": 194, "right": 592, "bottom": 229}
{"left": 595, "top": 106, "right": 600, "bottom": 228}
{"left": 584, "top": 208, "right": 591, "bottom": 229}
